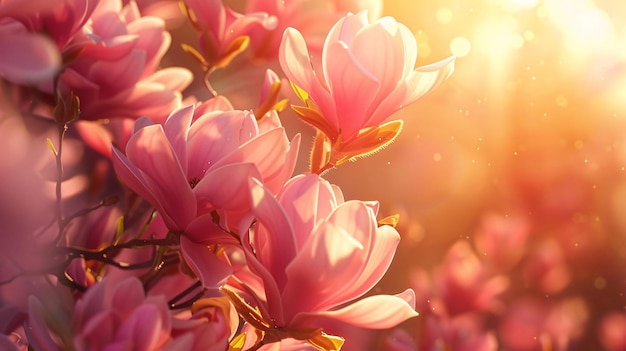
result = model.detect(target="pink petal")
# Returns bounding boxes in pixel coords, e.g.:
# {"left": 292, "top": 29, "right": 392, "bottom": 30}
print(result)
{"left": 145, "top": 67, "right": 193, "bottom": 92}
{"left": 324, "top": 41, "right": 379, "bottom": 141}
{"left": 124, "top": 125, "right": 196, "bottom": 230}
{"left": 163, "top": 105, "right": 194, "bottom": 174}
{"left": 194, "top": 162, "right": 262, "bottom": 213}
{"left": 348, "top": 17, "right": 407, "bottom": 98}
{"left": 89, "top": 50, "right": 146, "bottom": 91}
{"left": 180, "top": 236, "right": 233, "bottom": 288}
{"left": 187, "top": 111, "right": 256, "bottom": 180}
{"left": 240, "top": 228, "right": 285, "bottom": 326}
{"left": 298, "top": 290, "right": 418, "bottom": 329}
{"left": 0, "top": 32, "right": 60, "bottom": 84}
{"left": 279, "top": 28, "right": 337, "bottom": 128}
{"left": 368, "top": 56, "right": 455, "bottom": 127}
{"left": 278, "top": 174, "right": 338, "bottom": 248}
{"left": 217, "top": 128, "right": 294, "bottom": 194}
{"left": 248, "top": 177, "right": 297, "bottom": 289}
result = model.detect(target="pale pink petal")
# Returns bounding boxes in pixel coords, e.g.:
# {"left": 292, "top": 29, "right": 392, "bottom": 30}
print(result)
{"left": 145, "top": 67, "right": 193, "bottom": 92}
{"left": 186, "top": 111, "right": 256, "bottom": 180}
{"left": 180, "top": 236, "right": 232, "bottom": 288}
{"left": 215, "top": 127, "right": 296, "bottom": 194}
{"left": 281, "top": 219, "right": 366, "bottom": 319}
{"left": 127, "top": 17, "right": 168, "bottom": 72}
{"left": 348, "top": 224, "right": 400, "bottom": 298}
{"left": 194, "top": 163, "right": 262, "bottom": 213}
{"left": 368, "top": 56, "right": 455, "bottom": 127}
{"left": 349, "top": 17, "right": 407, "bottom": 97}
{"left": 90, "top": 50, "right": 146, "bottom": 92}
{"left": 163, "top": 105, "right": 194, "bottom": 174}
{"left": 124, "top": 125, "right": 196, "bottom": 229}
{"left": 278, "top": 174, "right": 338, "bottom": 248}
{"left": 324, "top": 41, "right": 379, "bottom": 140}
{"left": 111, "top": 147, "right": 167, "bottom": 224}
{"left": 279, "top": 28, "right": 337, "bottom": 127}
{"left": 249, "top": 177, "right": 297, "bottom": 289}
{"left": 194, "top": 96, "right": 234, "bottom": 116}
{"left": 297, "top": 290, "right": 418, "bottom": 329}
{"left": 240, "top": 228, "right": 285, "bottom": 326}
{"left": 323, "top": 11, "right": 366, "bottom": 51}
{"left": 398, "top": 23, "right": 418, "bottom": 77}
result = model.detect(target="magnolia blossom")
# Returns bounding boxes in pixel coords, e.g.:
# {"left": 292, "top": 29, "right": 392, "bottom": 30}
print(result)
{"left": 112, "top": 104, "right": 300, "bottom": 242}
{"left": 243, "top": 0, "right": 382, "bottom": 60}
{"left": 56, "top": 0, "right": 192, "bottom": 121}
{"left": 279, "top": 11, "right": 454, "bottom": 172}
{"left": 182, "top": 0, "right": 276, "bottom": 69}
{"left": 237, "top": 174, "right": 417, "bottom": 347}
{"left": 0, "top": 0, "right": 97, "bottom": 84}
{"left": 71, "top": 277, "right": 171, "bottom": 351}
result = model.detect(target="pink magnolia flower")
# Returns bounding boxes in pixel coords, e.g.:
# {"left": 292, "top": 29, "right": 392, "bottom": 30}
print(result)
{"left": 0, "top": 0, "right": 97, "bottom": 84}
{"left": 279, "top": 11, "right": 455, "bottom": 173}
{"left": 243, "top": 0, "right": 382, "bottom": 60}
{"left": 58, "top": 0, "right": 192, "bottom": 121}
{"left": 235, "top": 174, "right": 417, "bottom": 347}
{"left": 72, "top": 277, "right": 171, "bottom": 351}
{"left": 165, "top": 297, "right": 238, "bottom": 351}
{"left": 182, "top": 0, "right": 276, "bottom": 69}
{"left": 111, "top": 104, "right": 300, "bottom": 242}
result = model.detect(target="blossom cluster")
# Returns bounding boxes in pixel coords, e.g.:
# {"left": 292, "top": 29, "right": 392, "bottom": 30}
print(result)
{"left": 0, "top": 0, "right": 453, "bottom": 350}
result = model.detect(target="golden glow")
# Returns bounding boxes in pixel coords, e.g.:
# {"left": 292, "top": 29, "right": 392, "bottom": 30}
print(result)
{"left": 436, "top": 7, "right": 453, "bottom": 24}
{"left": 449, "top": 36, "right": 471, "bottom": 58}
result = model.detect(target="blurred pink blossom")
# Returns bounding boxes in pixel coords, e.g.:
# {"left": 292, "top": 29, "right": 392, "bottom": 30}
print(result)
{"left": 435, "top": 240, "right": 509, "bottom": 316}
{"left": 238, "top": 174, "right": 417, "bottom": 345}
{"left": 57, "top": 0, "right": 192, "bottom": 121}
{"left": 598, "top": 312, "right": 626, "bottom": 351}
{"left": 279, "top": 11, "right": 454, "bottom": 172}
{"left": 182, "top": 0, "right": 276, "bottom": 69}
{"left": 72, "top": 277, "right": 171, "bottom": 350}
{"left": 473, "top": 212, "right": 530, "bottom": 272}
{"left": 243, "top": 0, "right": 382, "bottom": 60}
{"left": 499, "top": 297, "right": 588, "bottom": 351}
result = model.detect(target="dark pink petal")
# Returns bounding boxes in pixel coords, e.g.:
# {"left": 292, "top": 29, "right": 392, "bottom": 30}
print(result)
{"left": 180, "top": 236, "right": 233, "bottom": 288}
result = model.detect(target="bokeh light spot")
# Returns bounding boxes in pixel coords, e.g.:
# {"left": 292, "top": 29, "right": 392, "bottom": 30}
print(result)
{"left": 450, "top": 36, "right": 471, "bottom": 57}
{"left": 436, "top": 7, "right": 453, "bottom": 24}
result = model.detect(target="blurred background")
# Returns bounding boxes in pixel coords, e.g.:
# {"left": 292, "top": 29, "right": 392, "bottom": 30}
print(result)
{"left": 321, "top": 0, "right": 626, "bottom": 349}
